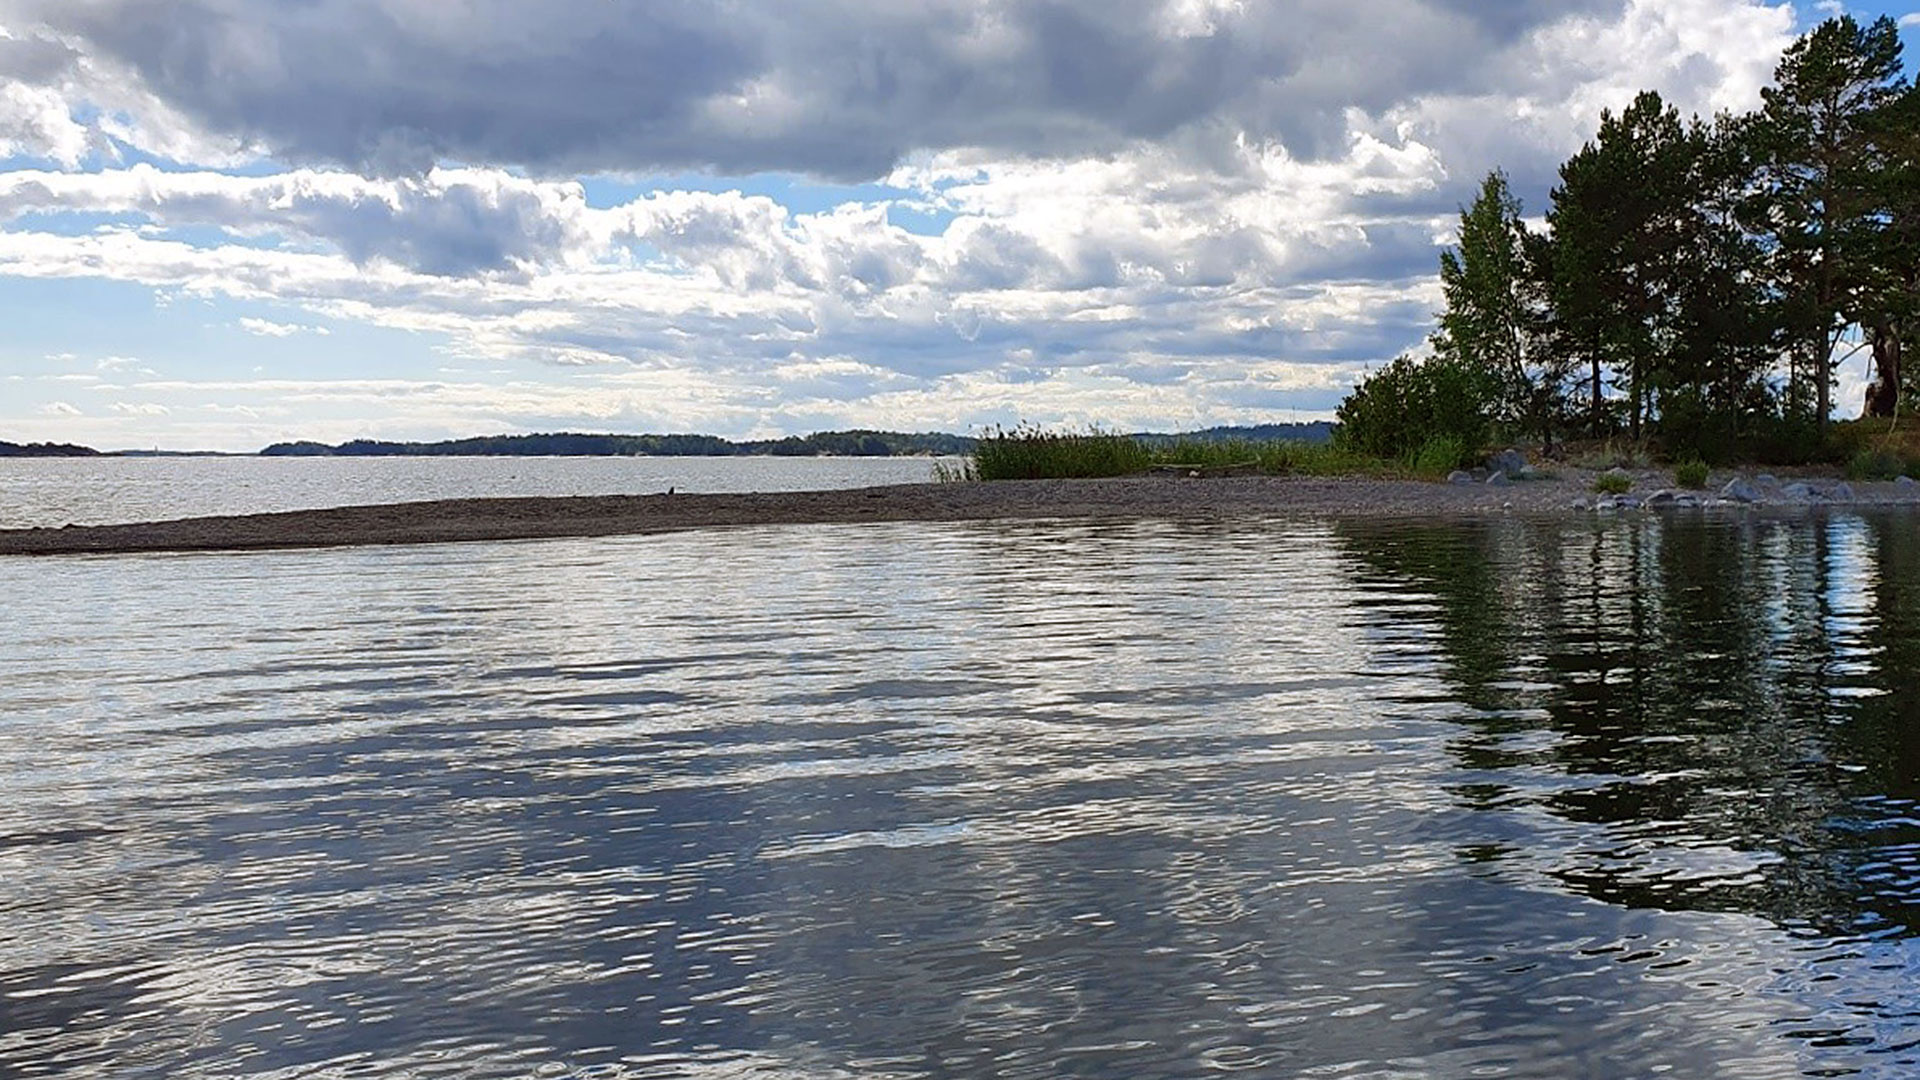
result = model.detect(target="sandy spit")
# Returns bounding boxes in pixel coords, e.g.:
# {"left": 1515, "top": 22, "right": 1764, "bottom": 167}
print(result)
{"left": 4, "top": 472, "right": 1917, "bottom": 557}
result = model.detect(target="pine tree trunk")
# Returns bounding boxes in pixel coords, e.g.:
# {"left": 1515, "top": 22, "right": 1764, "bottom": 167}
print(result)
{"left": 1591, "top": 358, "right": 1602, "bottom": 436}
{"left": 1867, "top": 318, "right": 1902, "bottom": 418}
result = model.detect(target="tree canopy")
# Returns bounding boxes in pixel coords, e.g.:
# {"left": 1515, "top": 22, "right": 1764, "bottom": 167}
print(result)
{"left": 1340, "top": 16, "right": 1916, "bottom": 464}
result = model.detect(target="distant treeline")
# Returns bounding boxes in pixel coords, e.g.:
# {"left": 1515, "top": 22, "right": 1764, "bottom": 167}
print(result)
{"left": 1136, "top": 422, "right": 1333, "bottom": 447}
{"left": 259, "top": 424, "right": 1333, "bottom": 459}
{"left": 261, "top": 430, "right": 979, "bottom": 458}
{"left": 0, "top": 440, "right": 100, "bottom": 457}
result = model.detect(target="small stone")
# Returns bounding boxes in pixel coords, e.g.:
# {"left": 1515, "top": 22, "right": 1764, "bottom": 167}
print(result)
{"left": 1721, "top": 478, "right": 1760, "bottom": 504}
{"left": 1447, "top": 470, "right": 1474, "bottom": 486}
{"left": 1486, "top": 470, "right": 1511, "bottom": 487}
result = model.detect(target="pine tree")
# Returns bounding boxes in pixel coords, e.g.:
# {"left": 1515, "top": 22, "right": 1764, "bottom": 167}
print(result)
{"left": 1757, "top": 15, "right": 1909, "bottom": 434}
{"left": 1433, "top": 171, "right": 1562, "bottom": 445}
{"left": 1547, "top": 91, "right": 1696, "bottom": 441}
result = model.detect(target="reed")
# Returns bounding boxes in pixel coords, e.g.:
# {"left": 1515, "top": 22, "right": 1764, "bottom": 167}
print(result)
{"left": 967, "top": 428, "right": 1408, "bottom": 481}
{"left": 971, "top": 427, "right": 1153, "bottom": 480}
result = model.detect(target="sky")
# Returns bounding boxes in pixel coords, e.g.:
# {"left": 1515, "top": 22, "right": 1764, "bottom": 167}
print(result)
{"left": 0, "top": 1, "right": 1914, "bottom": 451}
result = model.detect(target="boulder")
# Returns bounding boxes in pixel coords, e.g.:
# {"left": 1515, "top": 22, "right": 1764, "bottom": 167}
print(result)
{"left": 1447, "top": 470, "right": 1475, "bottom": 486}
{"left": 1721, "top": 477, "right": 1761, "bottom": 504}
{"left": 1486, "top": 448, "right": 1528, "bottom": 477}
{"left": 1828, "top": 481, "right": 1855, "bottom": 502}
{"left": 1645, "top": 489, "right": 1677, "bottom": 506}
{"left": 1486, "top": 470, "right": 1511, "bottom": 487}
{"left": 1897, "top": 475, "right": 1917, "bottom": 488}
{"left": 1781, "top": 482, "right": 1818, "bottom": 500}
{"left": 1755, "top": 473, "right": 1778, "bottom": 486}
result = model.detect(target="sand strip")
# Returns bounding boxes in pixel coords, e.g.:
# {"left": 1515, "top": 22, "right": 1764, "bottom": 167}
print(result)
{"left": 3, "top": 474, "right": 1915, "bottom": 556}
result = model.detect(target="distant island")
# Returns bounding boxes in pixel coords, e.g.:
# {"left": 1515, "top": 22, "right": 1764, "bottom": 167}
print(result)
{"left": 0, "top": 440, "right": 100, "bottom": 457}
{"left": 260, "top": 424, "right": 1333, "bottom": 458}
{"left": 1, "top": 423, "right": 1335, "bottom": 459}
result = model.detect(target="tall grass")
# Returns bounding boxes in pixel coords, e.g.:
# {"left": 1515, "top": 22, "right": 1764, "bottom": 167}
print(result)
{"left": 971, "top": 427, "right": 1152, "bottom": 480}
{"left": 967, "top": 428, "right": 1412, "bottom": 481}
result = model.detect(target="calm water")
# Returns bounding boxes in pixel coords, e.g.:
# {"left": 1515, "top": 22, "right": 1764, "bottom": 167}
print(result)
{"left": 0, "top": 456, "right": 954, "bottom": 528}
{"left": 3, "top": 512, "right": 1919, "bottom": 1078}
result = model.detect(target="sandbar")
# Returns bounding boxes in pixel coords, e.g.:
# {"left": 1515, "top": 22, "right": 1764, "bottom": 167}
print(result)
{"left": 3, "top": 472, "right": 1916, "bottom": 556}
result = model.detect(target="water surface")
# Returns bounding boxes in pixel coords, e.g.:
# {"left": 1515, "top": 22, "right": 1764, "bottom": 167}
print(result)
{"left": 2, "top": 512, "right": 1917, "bottom": 1077}
{"left": 0, "top": 455, "right": 955, "bottom": 528}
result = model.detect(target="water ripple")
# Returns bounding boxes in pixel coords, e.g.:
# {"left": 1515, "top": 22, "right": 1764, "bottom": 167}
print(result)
{"left": 2, "top": 515, "right": 1918, "bottom": 1077}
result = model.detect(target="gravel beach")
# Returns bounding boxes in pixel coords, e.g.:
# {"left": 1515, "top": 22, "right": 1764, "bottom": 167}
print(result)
{"left": 4, "top": 470, "right": 1917, "bottom": 556}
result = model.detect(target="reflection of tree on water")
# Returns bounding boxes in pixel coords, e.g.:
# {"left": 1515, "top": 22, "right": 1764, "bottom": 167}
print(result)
{"left": 1332, "top": 512, "right": 1920, "bottom": 937}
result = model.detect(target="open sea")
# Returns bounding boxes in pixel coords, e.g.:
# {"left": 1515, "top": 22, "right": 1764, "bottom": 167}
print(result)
{"left": 0, "top": 455, "right": 954, "bottom": 529}
{"left": 3, "top": 459, "right": 1918, "bottom": 1077}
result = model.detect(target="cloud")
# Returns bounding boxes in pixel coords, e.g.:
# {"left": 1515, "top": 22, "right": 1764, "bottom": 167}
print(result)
{"left": 238, "top": 316, "right": 329, "bottom": 337}
{"left": 9, "top": 0, "right": 1647, "bottom": 179}
{"left": 36, "top": 399, "right": 80, "bottom": 415}
{"left": 0, "top": 0, "right": 1826, "bottom": 445}
{"left": 0, "top": 164, "right": 599, "bottom": 275}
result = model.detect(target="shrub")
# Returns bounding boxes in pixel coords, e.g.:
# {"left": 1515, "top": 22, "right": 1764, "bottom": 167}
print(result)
{"left": 1673, "top": 460, "right": 1709, "bottom": 489}
{"left": 1410, "top": 435, "right": 1470, "bottom": 477}
{"left": 1847, "top": 448, "right": 1908, "bottom": 481}
{"left": 1593, "top": 472, "right": 1632, "bottom": 495}
{"left": 1334, "top": 353, "right": 1492, "bottom": 463}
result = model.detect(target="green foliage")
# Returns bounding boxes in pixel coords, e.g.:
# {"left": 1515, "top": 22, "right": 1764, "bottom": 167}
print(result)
{"left": 1674, "top": 460, "right": 1710, "bottom": 489}
{"left": 1410, "top": 435, "right": 1471, "bottom": 477}
{"left": 1593, "top": 472, "right": 1633, "bottom": 495}
{"left": 1334, "top": 354, "right": 1492, "bottom": 463}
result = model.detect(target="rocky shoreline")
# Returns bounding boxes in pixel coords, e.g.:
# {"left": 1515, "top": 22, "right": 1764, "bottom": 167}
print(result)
{"left": 3, "top": 470, "right": 1918, "bottom": 557}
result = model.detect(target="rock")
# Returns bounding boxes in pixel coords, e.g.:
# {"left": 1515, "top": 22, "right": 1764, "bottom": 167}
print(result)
{"left": 1486, "top": 470, "right": 1511, "bottom": 487}
{"left": 1721, "top": 478, "right": 1761, "bottom": 504}
{"left": 1781, "top": 482, "right": 1818, "bottom": 500}
{"left": 1601, "top": 466, "right": 1633, "bottom": 485}
{"left": 1447, "top": 470, "right": 1475, "bottom": 486}
{"left": 1755, "top": 473, "right": 1778, "bottom": 486}
{"left": 1570, "top": 499, "right": 1592, "bottom": 511}
{"left": 1594, "top": 497, "right": 1618, "bottom": 512}
{"left": 1616, "top": 495, "right": 1643, "bottom": 511}
{"left": 1645, "top": 489, "right": 1677, "bottom": 506}
{"left": 1486, "top": 448, "right": 1528, "bottom": 477}
{"left": 1828, "top": 481, "right": 1855, "bottom": 502}
{"left": 1897, "top": 475, "right": 1917, "bottom": 488}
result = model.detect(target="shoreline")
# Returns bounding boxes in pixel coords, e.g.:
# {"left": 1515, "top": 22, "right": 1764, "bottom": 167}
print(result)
{"left": 5, "top": 472, "right": 1919, "bottom": 556}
